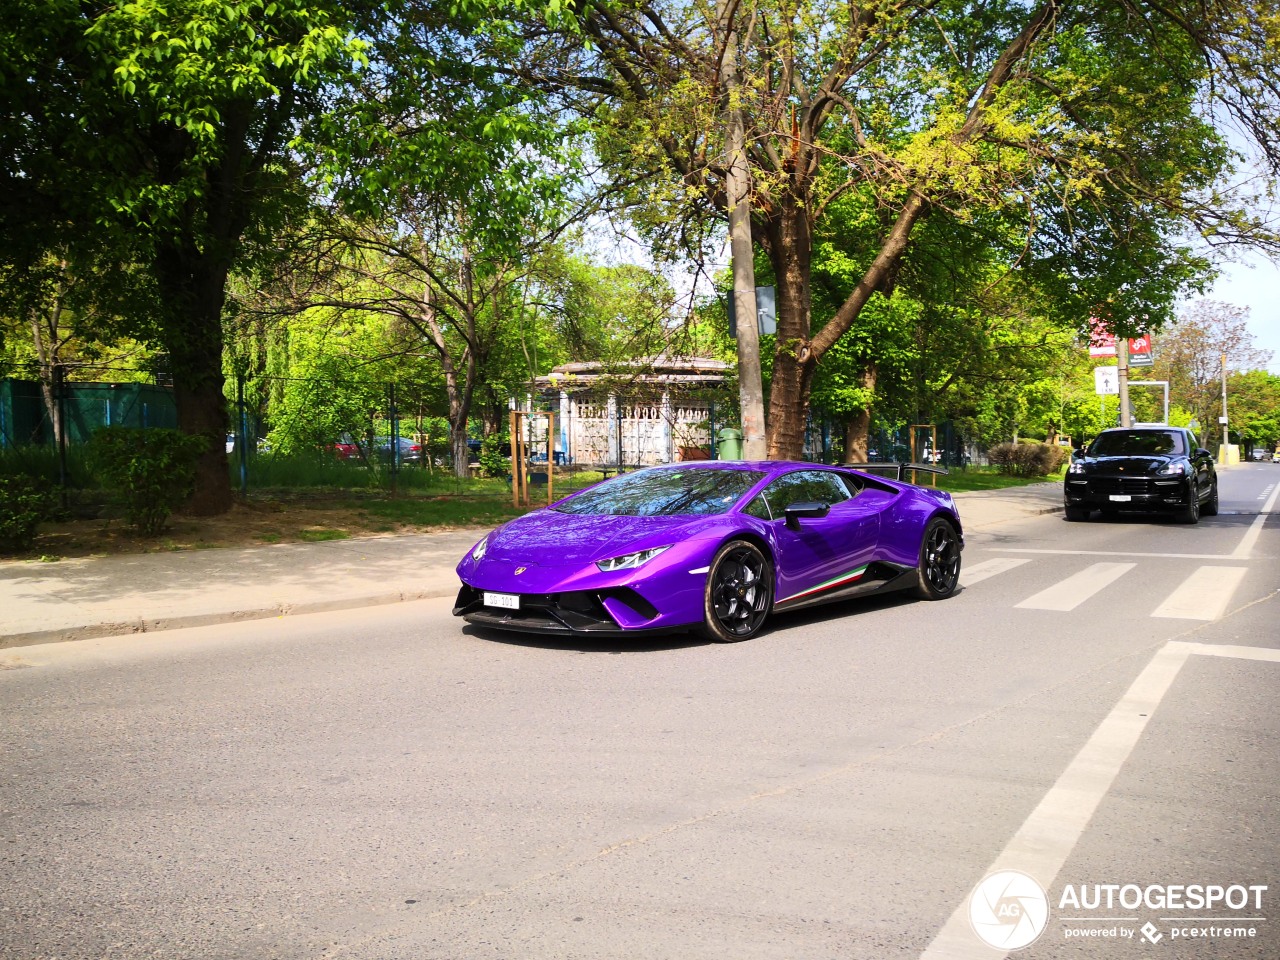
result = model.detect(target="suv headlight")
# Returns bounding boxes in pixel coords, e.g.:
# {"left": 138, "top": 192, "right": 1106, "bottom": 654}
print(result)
{"left": 596, "top": 545, "right": 670, "bottom": 572}
{"left": 1157, "top": 462, "right": 1188, "bottom": 476}
{"left": 1068, "top": 461, "right": 1086, "bottom": 474}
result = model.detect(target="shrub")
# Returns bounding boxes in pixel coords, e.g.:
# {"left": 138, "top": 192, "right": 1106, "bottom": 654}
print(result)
{"left": 478, "top": 434, "right": 510, "bottom": 478}
{"left": 87, "top": 427, "right": 207, "bottom": 535}
{"left": 987, "top": 441, "right": 1069, "bottom": 477}
{"left": 0, "top": 474, "right": 52, "bottom": 553}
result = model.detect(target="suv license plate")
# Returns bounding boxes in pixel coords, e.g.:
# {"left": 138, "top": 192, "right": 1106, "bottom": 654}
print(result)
{"left": 1109, "top": 494, "right": 1132, "bottom": 502}
{"left": 484, "top": 592, "right": 520, "bottom": 610}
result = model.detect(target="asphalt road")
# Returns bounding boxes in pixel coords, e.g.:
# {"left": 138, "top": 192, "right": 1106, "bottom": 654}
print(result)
{"left": 2, "top": 465, "right": 1277, "bottom": 960}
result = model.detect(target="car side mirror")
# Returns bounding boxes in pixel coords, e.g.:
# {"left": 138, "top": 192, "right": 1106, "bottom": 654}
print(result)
{"left": 784, "top": 501, "right": 830, "bottom": 530}
{"left": 1070, "top": 449, "right": 1084, "bottom": 461}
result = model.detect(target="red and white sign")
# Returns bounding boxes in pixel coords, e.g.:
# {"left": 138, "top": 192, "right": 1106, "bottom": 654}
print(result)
{"left": 1088, "top": 318, "right": 1117, "bottom": 357}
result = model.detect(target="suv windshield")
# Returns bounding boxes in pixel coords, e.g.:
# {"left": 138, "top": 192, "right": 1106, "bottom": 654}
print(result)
{"left": 555, "top": 467, "right": 765, "bottom": 516}
{"left": 1089, "top": 430, "right": 1185, "bottom": 457}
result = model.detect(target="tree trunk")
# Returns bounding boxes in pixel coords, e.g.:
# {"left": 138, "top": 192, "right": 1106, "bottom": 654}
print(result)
{"left": 843, "top": 364, "right": 878, "bottom": 463}
{"left": 763, "top": 198, "right": 816, "bottom": 460}
{"left": 719, "top": 0, "right": 767, "bottom": 459}
{"left": 155, "top": 245, "right": 233, "bottom": 516}
{"left": 28, "top": 269, "right": 66, "bottom": 443}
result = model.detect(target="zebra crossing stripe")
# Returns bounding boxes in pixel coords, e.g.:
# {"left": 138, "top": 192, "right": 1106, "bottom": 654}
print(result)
{"left": 1151, "top": 566, "right": 1249, "bottom": 620}
{"left": 1013, "top": 562, "right": 1135, "bottom": 612}
{"left": 960, "top": 557, "right": 1032, "bottom": 586}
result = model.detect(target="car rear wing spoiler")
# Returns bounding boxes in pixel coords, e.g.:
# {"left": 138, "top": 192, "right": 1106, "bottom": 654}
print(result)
{"left": 852, "top": 462, "right": 949, "bottom": 482}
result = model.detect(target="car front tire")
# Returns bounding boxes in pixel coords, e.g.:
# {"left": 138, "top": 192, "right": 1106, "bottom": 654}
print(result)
{"left": 1064, "top": 505, "right": 1091, "bottom": 522}
{"left": 1202, "top": 478, "right": 1219, "bottom": 517}
{"left": 700, "top": 539, "right": 774, "bottom": 642}
{"left": 914, "top": 517, "right": 961, "bottom": 600}
{"left": 1179, "top": 479, "right": 1200, "bottom": 524}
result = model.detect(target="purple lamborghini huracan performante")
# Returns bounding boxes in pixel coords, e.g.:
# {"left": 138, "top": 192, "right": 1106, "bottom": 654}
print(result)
{"left": 454, "top": 461, "right": 963, "bottom": 642}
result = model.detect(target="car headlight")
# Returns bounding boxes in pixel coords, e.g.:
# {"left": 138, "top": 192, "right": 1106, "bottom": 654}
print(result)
{"left": 471, "top": 535, "right": 490, "bottom": 561}
{"left": 596, "top": 545, "right": 670, "bottom": 572}
{"left": 1157, "top": 462, "right": 1188, "bottom": 476}
{"left": 1068, "top": 461, "right": 1086, "bottom": 474}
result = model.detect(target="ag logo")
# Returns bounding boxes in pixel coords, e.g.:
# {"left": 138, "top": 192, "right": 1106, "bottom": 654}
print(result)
{"left": 968, "top": 870, "right": 1049, "bottom": 950}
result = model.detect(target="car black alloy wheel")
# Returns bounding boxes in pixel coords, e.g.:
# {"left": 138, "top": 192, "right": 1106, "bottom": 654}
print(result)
{"left": 915, "top": 517, "right": 961, "bottom": 600}
{"left": 1179, "top": 479, "right": 1200, "bottom": 524}
{"left": 1202, "top": 479, "right": 1220, "bottom": 517}
{"left": 701, "top": 540, "right": 773, "bottom": 642}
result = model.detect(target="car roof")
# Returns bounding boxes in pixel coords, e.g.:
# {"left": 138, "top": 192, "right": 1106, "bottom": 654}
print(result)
{"left": 645, "top": 460, "right": 851, "bottom": 474}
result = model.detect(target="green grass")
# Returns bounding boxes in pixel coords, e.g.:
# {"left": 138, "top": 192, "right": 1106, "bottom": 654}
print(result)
{"left": 930, "top": 465, "right": 1066, "bottom": 493}
{"left": 356, "top": 497, "right": 532, "bottom": 527}
{"left": 298, "top": 528, "right": 350, "bottom": 542}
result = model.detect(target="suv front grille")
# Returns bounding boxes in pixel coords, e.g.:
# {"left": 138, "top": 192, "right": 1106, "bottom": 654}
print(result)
{"left": 1088, "top": 477, "right": 1155, "bottom": 496}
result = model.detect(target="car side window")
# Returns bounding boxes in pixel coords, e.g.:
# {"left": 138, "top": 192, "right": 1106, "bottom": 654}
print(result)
{"left": 742, "top": 494, "right": 773, "bottom": 520}
{"left": 760, "top": 470, "right": 852, "bottom": 517}
{"left": 837, "top": 472, "right": 864, "bottom": 498}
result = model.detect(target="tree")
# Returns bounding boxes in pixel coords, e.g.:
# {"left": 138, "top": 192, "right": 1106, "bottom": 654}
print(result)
{"left": 0, "top": 243, "right": 160, "bottom": 442}
{"left": 2, "top": 0, "right": 378, "bottom": 512}
{"left": 523, "top": 0, "right": 1280, "bottom": 458}
{"left": 1152, "top": 299, "right": 1274, "bottom": 448}
{"left": 1225, "top": 370, "right": 1280, "bottom": 453}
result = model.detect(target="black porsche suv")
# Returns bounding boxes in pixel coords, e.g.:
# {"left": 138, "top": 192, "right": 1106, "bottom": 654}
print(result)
{"left": 1063, "top": 427, "right": 1219, "bottom": 524}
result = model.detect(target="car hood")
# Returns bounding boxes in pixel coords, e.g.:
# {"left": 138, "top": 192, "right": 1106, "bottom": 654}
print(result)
{"left": 1079, "top": 454, "right": 1186, "bottom": 474}
{"left": 484, "top": 510, "right": 719, "bottom": 565}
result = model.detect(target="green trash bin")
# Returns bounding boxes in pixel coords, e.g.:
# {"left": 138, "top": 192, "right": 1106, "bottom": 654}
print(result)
{"left": 717, "top": 427, "right": 743, "bottom": 460}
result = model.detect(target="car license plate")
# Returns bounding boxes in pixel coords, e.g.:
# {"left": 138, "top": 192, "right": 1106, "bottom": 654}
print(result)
{"left": 1109, "top": 494, "right": 1132, "bottom": 502}
{"left": 483, "top": 592, "right": 520, "bottom": 610}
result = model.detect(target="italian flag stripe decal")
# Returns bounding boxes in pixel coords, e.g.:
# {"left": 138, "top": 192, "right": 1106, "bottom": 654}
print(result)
{"left": 780, "top": 565, "right": 869, "bottom": 604}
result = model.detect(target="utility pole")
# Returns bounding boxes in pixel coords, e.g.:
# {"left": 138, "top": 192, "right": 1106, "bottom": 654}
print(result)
{"left": 718, "top": 0, "right": 767, "bottom": 460}
{"left": 1118, "top": 337, "right": 1131, "bottom": 427}
{"left": 1221, "top": 352, "right": 1229, "bottom": 453}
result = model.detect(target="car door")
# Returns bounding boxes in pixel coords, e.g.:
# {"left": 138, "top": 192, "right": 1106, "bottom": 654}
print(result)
{"left": 753, "top": 469, "right": 883, "bottom": 605}
{"left": 1185, "top": 429, "right": 1214, "bottom": 497}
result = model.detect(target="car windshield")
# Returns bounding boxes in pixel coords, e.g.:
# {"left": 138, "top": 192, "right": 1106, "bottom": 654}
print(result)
{"left": 554, "top": 467, "right": 765, "bottom": 516}
{"left": 1088, "top": 430, "right": 1185, "bottom": 456}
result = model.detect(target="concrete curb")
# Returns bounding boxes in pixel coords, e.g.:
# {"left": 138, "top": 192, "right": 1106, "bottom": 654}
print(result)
{"left": 0, "top": 584, "right": 461, "bottom": 651}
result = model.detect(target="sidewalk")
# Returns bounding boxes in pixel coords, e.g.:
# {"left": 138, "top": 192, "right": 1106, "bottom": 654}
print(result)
{"left": 0, "top": 483, "right": 1063, "bottom": 650}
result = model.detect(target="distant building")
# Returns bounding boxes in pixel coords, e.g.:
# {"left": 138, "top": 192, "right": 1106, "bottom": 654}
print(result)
{"left": 531, "top": 356, "right": 731, "bottom": 466}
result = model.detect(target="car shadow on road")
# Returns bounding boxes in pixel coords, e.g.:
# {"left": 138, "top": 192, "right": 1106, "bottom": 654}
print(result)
{"left": 460, "top": 623, "right": 712, "bottom": 653}
{"left": 1078, "top": 510, "right": 1263, "bottom": 526}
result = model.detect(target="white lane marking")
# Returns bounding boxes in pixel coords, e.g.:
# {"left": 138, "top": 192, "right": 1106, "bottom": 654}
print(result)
{"left": 1233, "top": 481, "right": 1280, "bottom": 560}
{"left": 996, "top": 548, "right": 1228, "bottom": 559}
{"left": 918, "top": 641, "right": 1197, "bottom": 960}
{"left": 1014, "top": 562, "right": 1135, "bottom": 611}
{"left": 1183, "top": 642, "right": 1280, "bottom": 662}
{"left": 960, "top": 557, "right": 1032, "bottom": 586}
{"left": 1259, "top": 484, "right": 1276, "bottom": 500}
{"left": 1151, "top": 566, "right": 1249, "bottom": 620}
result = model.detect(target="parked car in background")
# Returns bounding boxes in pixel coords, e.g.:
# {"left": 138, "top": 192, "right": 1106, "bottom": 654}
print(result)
{"left": 1064, "top": 426, "right": 1218, "bottom": 524}
{"left": 329, "top": 435, "right": 363, "bottom": 460}
{"left": 377, "top": 436, "right": 423, "bottom": 463}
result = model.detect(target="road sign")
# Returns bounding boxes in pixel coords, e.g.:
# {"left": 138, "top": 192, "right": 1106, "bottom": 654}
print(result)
{"left": 1088, "top": 318, "right": 1117, "bottom": 357}
{"left": 1094, "top": 366, "right": 1119, "bottom": 395}
{"left": 727, "top": 286, "right": 776, "bottom": 337}
{"left": 1128, "top": 334, "right": 1153, "bottom": 366}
